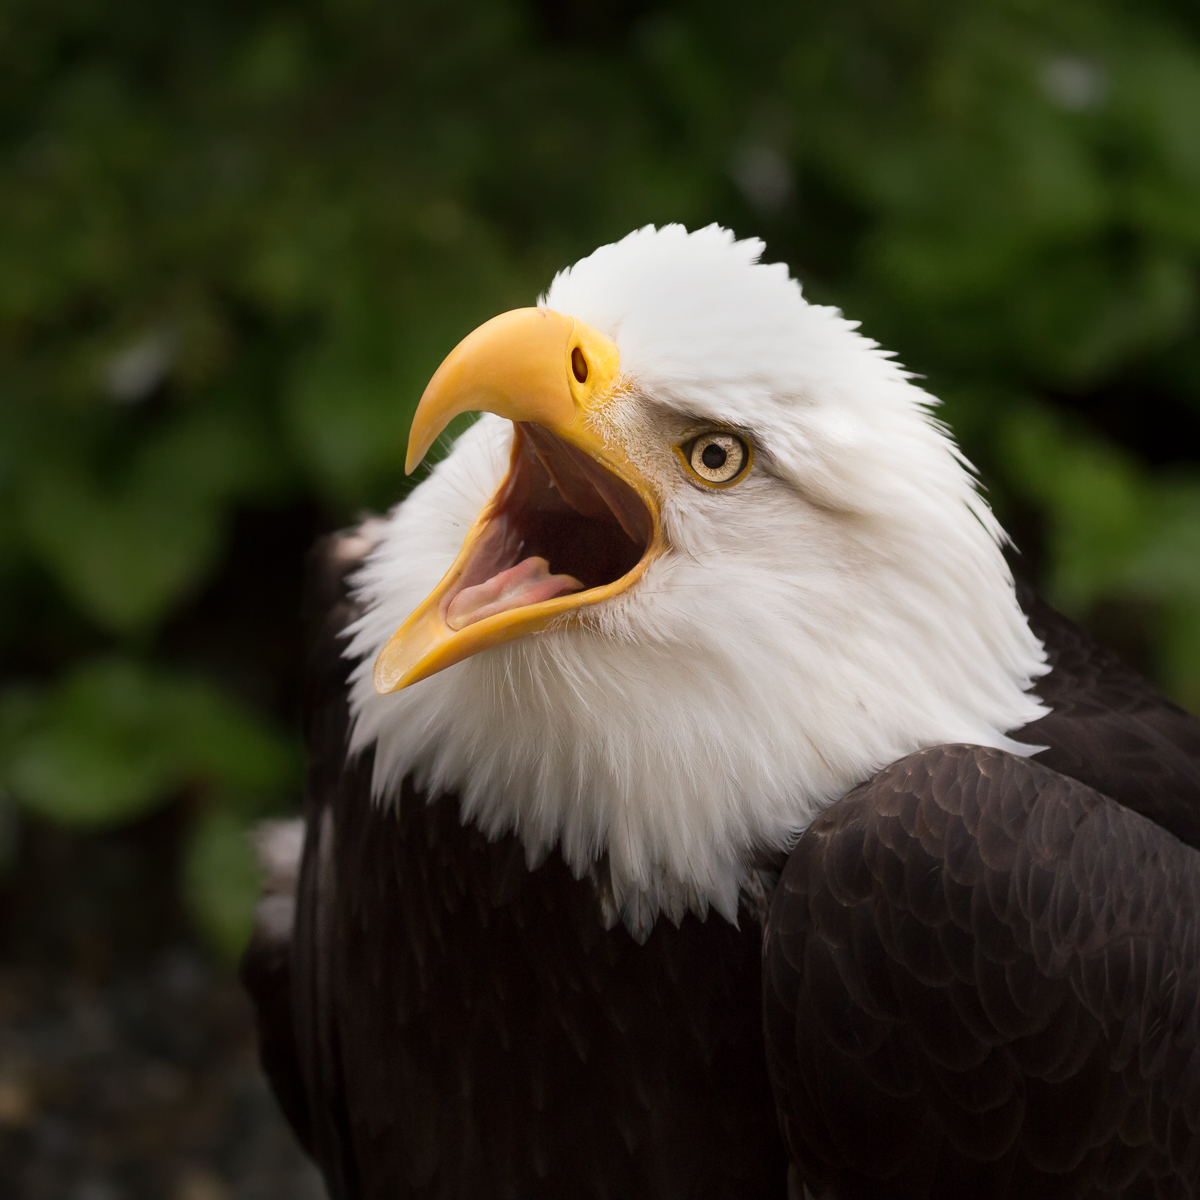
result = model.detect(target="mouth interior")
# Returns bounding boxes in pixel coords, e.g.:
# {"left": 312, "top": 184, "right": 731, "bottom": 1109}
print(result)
{"left": 443, "top": 422, "right": 652, "bottom": 631}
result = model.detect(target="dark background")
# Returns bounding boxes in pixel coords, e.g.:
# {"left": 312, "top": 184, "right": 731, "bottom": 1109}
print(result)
{"left": 1, "top": 0, "right": 1199, "bottom": 1195}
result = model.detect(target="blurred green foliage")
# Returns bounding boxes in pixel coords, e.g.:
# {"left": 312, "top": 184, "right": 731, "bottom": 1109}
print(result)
{"left": 1, "top": 0, "right": 1199, "bottom": 955}
{"left": 1, "top": 658, "right": 294, "bottom": 827}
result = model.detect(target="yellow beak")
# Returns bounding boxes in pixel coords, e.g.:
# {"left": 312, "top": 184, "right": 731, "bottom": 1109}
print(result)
{"left": 373, "top": 307, "right": 664, "bottom": 693}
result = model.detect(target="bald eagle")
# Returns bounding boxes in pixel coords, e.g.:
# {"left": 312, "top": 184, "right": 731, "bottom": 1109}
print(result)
{"left": 242, "top": 225, "right": 1200, "bottom": 1199}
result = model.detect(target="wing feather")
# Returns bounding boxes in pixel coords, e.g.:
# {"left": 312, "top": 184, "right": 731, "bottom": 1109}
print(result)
{"left": 764, "top": 743, "right": 1200, "bottom": 1198}
{"left": 1020, "top": 584, "right": 1200, "bottom": 847}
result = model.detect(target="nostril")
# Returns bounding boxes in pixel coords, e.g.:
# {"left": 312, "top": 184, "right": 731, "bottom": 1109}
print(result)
{"left": 571, "top": 347, "right": 588, "bottom": 384}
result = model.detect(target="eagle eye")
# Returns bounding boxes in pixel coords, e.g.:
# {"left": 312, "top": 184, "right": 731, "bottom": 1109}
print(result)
{"left": 680, "top": 432, "right": 751, "bottom": 487}
{"left": 571, "top": 347, "right": 588, "bottom": 383}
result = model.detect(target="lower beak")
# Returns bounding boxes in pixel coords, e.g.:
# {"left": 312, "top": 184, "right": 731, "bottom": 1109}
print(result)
{"left": 373, "top": 308, "right": 663, "bottom": 693}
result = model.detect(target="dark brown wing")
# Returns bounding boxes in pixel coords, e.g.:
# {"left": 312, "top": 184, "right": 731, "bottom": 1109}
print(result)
{"left": 1018, "top": 582, "right": 1200, "bottom": 848}
{"left": 763, "top": 743, "right": 1200, "bottom": 1200}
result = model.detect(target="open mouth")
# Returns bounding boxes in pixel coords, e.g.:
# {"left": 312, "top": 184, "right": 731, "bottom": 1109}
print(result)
{"left": 442, "top": 423, "right": 653, "bottom": 631}
{"left": 372, "top": 305, "right": 662, "bottom": 693}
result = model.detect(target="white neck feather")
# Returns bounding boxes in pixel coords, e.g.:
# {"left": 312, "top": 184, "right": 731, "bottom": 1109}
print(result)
{"left": 343, "top": 225, "right": 1048, "bottom": 941}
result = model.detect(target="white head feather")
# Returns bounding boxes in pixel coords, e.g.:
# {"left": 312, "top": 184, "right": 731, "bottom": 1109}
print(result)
{"left": 344, "top": 224, "right": 1047, "bottom": 939}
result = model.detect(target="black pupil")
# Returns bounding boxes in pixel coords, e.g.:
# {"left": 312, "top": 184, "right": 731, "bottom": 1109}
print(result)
{"left": 701, "top": 442, "right": 728, "bottom": 470}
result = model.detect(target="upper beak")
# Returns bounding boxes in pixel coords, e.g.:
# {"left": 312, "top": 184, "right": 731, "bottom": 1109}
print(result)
{"left": 373, "top": 307, "right": 664, "bottom": 693}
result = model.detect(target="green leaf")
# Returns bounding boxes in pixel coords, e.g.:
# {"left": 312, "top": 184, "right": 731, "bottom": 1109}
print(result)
{"left": 287, "top": 327, "right": 415, "bottom": 503}
{"left": 1123, "top": 482, "right": 1200, "bottom": 601}
{"left": 181, "top": 806, "right": 262, "bottom": 961}
{"left": 23, "top": 462, "right": 221, "bottom": 634}
{"left": 0, "top": 658, "right": 297, "bottom": 828}
{"left": 1156, "top": 602, "right": 1200, "bottom": 717}
{"left": 999, "top": 404, "right": 1149, "bottom": 612}
{"left": 19, "top": 400, "right": 280, "bottom": 634}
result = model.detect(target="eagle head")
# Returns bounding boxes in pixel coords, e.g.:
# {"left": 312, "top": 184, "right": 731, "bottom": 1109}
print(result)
{"left": 345, "top": 224, "right": 1047, "bottom": 940}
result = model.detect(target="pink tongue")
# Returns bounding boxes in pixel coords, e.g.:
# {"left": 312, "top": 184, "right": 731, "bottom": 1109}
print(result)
{"left": 446, "top": 557, "right": 583, "bottom": 631}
